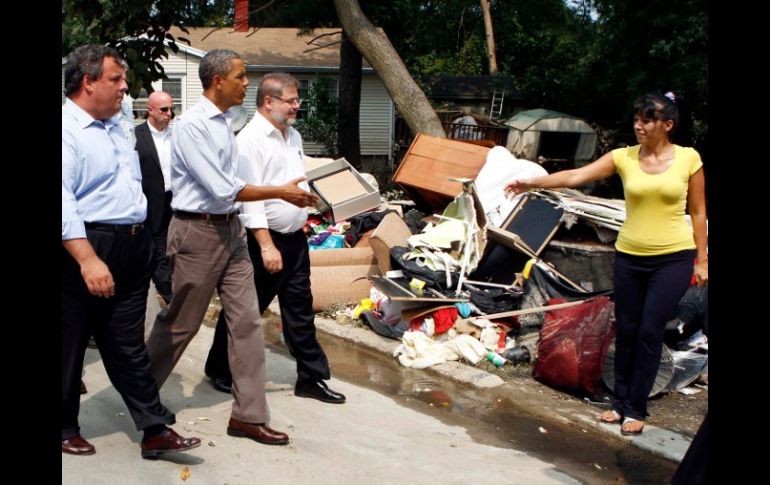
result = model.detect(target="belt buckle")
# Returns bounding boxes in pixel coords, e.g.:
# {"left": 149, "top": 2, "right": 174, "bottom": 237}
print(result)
{"left": 129, "top": 224, "right": 142, "bottom": 235}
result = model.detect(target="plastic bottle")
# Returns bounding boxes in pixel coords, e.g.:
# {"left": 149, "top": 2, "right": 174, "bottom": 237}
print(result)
{"left": 486, "top": 351, "right": 506, "bottom": 368}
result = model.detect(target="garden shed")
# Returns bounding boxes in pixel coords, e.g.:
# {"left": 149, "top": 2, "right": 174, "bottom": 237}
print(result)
{"left": 504, "top": 109, "right": 598, "bottom": 172}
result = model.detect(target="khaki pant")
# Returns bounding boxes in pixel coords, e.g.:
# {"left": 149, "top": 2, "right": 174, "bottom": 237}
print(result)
{"left": 147, "top": 215, "right": 268, "bottom": 423}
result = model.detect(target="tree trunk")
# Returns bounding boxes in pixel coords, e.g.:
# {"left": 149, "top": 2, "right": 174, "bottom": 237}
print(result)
{"left": 480, "top": 0, "right": 498, "bottom": 75}
{"left": 338, "top": 30, "right": 362, "bottom": 168}
{"left": 333, "top": 0, "right": 445, "bottom": 138}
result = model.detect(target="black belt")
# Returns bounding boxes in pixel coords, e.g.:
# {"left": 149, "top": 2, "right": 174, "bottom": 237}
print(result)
{"left": 85, "top": 222, "right": 144, "bottom": 235}
{"left": 269, "top": 228, "right": 302, "bottom": 239}
{"left": 174, "top": 210, "right": 239, "bottom": 222}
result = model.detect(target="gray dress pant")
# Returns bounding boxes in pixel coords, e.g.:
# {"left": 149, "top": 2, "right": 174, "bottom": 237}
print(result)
{"left": 146, "top": 214, "right": 269, "bottom": 424}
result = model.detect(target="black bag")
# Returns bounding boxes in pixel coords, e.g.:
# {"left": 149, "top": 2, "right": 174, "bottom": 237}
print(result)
{"left": 390, "top": 246, "right": 459, "bottom": 291}
{"left": 466, "top": 286, "right": 522, "bottom": 314}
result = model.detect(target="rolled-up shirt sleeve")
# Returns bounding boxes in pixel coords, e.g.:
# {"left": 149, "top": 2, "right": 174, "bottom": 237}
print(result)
{"left": 237, "top": 136, "right": 269, "bottom": 229}
{"left": 178, "top": 121, "right": 245, "bottom": 204}
{"left": 62, "top": 131, "right": 86, "bottom": 240}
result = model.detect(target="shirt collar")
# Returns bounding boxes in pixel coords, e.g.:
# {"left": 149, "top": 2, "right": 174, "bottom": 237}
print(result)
{"left": 200, "top": 96, "right": 247, "bottom": 131}
{"left": 199, "top": 96, "right": 227, "bottom": 119}
{"left": 63, "top": 98, "right": 119, "bottom": 130}
{"left": 253, "top": 110, "right": 296, "bottom": 139}
{"left": 148, "top": 121, "right": 170, "bottom": 136}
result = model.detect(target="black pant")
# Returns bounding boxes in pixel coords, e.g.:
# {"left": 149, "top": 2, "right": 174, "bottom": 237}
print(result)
{"left": 205, "top": 229, "right": 330, "bottom": 382}
{"left": 611, "top": 249, "right": 695, "bottom": 420}
{"left": 62, "top": 227, "right": 175, "bottom": 440}
{"left": 150, "top": 192, "right": 173, "bottom": 303}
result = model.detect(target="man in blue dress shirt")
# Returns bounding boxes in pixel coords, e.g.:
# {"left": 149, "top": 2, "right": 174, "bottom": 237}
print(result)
{"left": 145, "top": 49, "right": 317, "bottom": 446}
{"left": 62, "top": 44, "right": 201, "bottom": 459}
{"left": 204, "top": 73, "right": 346, "bottom": 404}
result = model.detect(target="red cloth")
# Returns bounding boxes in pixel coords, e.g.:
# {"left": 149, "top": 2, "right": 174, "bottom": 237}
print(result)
{"left": 690, "top": 258, "right": 698, "bottom": 286}
{"left": 432, "top": 307, "right": 458, "bottom": 334}
{"left": 408, "top": 307, "right": 459, "bottom": 335}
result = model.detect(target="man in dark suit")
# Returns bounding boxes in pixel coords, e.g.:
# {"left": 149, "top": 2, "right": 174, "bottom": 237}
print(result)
{"left": 135, "top": 91, "right": 174, "bottom": 304}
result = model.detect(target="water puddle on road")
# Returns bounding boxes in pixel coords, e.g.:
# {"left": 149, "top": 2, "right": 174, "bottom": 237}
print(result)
{"left": 265, "top": 324, "right": 679, "bottom": 484}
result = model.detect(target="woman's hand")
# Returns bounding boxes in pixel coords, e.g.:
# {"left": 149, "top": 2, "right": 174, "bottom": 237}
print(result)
{"left": 503, "top": 179, "right": 534, "bottom": 198}
{"left": 693, "top": 259, "right": 708, "bottom": 286}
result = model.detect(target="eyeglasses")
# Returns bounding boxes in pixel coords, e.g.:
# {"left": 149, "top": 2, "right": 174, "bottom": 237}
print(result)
{"left": 269, "top": 95, "right": 303, "bottom": 107}
{"left": 159, "top": 106, "right": 174, "bottom": 113}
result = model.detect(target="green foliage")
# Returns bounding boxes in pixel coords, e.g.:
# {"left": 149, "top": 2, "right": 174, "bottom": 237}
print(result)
{"left": 180, "top": 0, "right": 234, "bottom": 27}
{"left": 294, "top": 78, "right": 340, "bottom": 155}
{"left": 62, "top": 0, "right": 195, "bottom": 97}
{"left": 62, "top": 0, "right": 708, "bottom": 154}
{"left": 415, "top": 34, "right": 485, "bottom": 76}
{"left": 579, "top": 0, "right": 708, "bottom": 151}
{"left": 63, "top": 0, "right": 234, "bottom": 97}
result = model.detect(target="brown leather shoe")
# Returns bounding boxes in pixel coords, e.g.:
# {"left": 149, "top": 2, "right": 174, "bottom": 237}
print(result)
{"left": 62, "top": 435, "right": 96, "bottom": 455}
{"left": 227, "top": 418, "right": 289, "bottom": 445}
{"left": 141, "top": 428, "right": 201, "bottom": 459}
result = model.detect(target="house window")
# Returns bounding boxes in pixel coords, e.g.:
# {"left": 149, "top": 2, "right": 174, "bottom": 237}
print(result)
{"left": 296, "top": 77, "right": 339, "bottom": 121}
{"left": 327, "top": 78, "right": 339, "bottom": 97}
{"left": 297, "top": 79, "right": 310, "bottom": 121}
{"left": 162, "top": 77, "right": 184, "bottom": 114}
{"left": 131, "top": 88, "right": 149, "bottom": 122}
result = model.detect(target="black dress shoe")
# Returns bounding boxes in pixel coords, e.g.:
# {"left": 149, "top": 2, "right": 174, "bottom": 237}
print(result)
{"left": 80, "top": 380, "right": 88, "bottom": 394}
{"left": 209, "top": 376, "right": 232, "bottom": 394}
{"left": 227, "top": 418, "right": 289, "bottom": 445}
{"left": 294, "top": 379, "right": 346, "bottom": 404}
{"left": 62, "top": 435, "right": 96, "bottom": 455}
{"left": 141, "top": 428, "right": 201, "bottom": 459}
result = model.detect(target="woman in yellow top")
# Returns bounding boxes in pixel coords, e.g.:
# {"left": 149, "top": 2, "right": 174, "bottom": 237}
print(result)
{"left": 504, "top": 93, "right": 708, "bottom": 435}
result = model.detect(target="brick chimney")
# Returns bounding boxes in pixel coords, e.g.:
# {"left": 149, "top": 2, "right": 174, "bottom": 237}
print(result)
{"left": 234, "top": 0, "right": 249, "bottom": 32}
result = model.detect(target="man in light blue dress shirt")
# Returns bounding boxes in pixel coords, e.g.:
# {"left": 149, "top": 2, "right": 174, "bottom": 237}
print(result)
{"left": 145, "top": 49, "right": 317, "bottom": 446}
{"left": 62, "top": 44, "right": 201, "bottom": 459}
{"left": 205, "top": 73, "right": 346, "bottom": 404}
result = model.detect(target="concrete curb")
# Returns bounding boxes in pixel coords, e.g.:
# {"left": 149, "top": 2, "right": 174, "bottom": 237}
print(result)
{"left": 314, "top": 315, "right": 691, "bottom": 463}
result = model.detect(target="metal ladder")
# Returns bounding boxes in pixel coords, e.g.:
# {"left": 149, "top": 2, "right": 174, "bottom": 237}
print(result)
{"left": 489, "top": 90, "right": 505, "bottom": 120}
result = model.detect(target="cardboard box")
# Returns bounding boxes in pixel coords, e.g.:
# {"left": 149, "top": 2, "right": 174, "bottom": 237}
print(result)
{"left": 310, "top": 247, "right": 376, "bottom": 267}
{"left": 303, "top": 156, "right": 347, "bottom": 180}
{"left": 313, "top": 171, "right": 370, "bottom": 205}
{"left": 369, "top": 212, "right": 413, "bottom": 273}
{"left": 393, "top": 133, "right": 490, "bottom": 213}
{"left": 304, "top": 157, "right": 381, "bottom": 223}
{"left": 309, "top": 247, "right": 379, "bottom": 311}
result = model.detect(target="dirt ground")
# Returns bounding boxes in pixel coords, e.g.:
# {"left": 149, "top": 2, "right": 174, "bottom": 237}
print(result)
{"left": 480, "top": 358, "right": 708, "bottom": 437}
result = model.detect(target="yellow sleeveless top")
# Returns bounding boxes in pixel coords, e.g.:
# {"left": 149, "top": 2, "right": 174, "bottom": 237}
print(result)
{"left": 612, "top": 145, "right": 702, "bottom": 256}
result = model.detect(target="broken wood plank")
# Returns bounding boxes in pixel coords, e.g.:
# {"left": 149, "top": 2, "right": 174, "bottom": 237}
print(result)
{"left": 476, "top": 299, "right": 586, "bottom": 320}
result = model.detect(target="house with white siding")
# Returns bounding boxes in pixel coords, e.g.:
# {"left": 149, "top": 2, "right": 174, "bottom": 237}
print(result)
{"left": 62, "top": 28, "right": 395, "bottom": 161}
